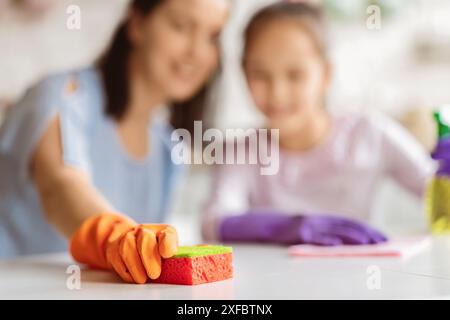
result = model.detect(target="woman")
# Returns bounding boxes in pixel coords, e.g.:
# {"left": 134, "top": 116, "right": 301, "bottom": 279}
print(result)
{"left": 0, "top": 0, "right": 230, "bottom": 284}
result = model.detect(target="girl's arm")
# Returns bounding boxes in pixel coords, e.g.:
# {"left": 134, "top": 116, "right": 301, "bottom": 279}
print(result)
{"left": 201, "top": 149, "right": 387, "bottom": 245}
{"left": 201, "top": 153, "right": 253, "bottom": 242}
{"left": 378, "top": 113, "right": 435, "bottom": 197}
{"left": 31, "top": 116, "right": 113, "bottom": 238}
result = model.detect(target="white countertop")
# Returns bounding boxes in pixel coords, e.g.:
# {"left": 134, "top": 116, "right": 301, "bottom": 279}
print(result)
{"left": 1, "top": 237, "right": 450, "bottom": 300}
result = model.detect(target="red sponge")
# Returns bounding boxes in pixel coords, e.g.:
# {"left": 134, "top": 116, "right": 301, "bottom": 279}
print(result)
{"left": 154, "top": 245, "right": 233, "bottom": 285}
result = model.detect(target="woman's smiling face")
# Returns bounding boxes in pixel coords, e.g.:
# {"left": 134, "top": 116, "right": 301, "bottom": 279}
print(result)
{"left": 129, "top": 0, "right": 230, "bottom": 102}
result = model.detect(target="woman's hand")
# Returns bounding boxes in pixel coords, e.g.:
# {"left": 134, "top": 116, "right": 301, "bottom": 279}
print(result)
{"left": 219, "top": 212, "right": 387, "bottom": 246}
{"left": 70, "top": 214, "right": 179, "bottom": 284}
{"left": 106, "top": 224, "right": 178, "bottom": 284}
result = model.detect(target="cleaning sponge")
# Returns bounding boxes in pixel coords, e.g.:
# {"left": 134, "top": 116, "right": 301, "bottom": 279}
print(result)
{"left": 154, "top": 245, "right": 233, "bottom": 285}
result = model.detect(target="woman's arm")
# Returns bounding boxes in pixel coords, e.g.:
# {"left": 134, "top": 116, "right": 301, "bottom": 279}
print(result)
{"left": 31, "top": 116, "right": 178, "bottom": 283}
{"left": 30, "top": 116, "right": 113, "bottom": 238}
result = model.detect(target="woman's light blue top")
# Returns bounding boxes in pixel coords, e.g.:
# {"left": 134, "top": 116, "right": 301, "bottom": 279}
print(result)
{"left": 0, "top": 67, "right": 184, "bottom": 258}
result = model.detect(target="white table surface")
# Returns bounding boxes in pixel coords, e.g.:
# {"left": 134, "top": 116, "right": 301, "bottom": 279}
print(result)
{"left": 1, "top": 237, "right": 450, "bottom": 300}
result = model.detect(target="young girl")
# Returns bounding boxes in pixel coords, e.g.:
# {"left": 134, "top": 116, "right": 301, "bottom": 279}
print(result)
{"left": 0, "top": 0, "right": 230, "bottom": 284}
{"left": 202, "top": 2, "right": 433, "bottom": 246}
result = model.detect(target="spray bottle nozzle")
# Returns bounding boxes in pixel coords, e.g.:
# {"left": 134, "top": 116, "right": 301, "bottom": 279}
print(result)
{"left": 435, "top": 106, "right": 450, "bottom": 140}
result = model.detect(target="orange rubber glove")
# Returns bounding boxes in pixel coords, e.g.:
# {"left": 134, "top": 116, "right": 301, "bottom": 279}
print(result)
{"left": 70, "top": 213, "right": 179, "bottom": 284}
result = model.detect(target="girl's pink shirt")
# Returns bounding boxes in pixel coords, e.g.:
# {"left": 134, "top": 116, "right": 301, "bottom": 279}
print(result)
{"left": 202, "top": 113, "right": 435, "bottom": 241}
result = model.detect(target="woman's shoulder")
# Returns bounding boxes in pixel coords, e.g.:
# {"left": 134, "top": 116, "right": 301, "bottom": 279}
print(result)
{"left": 0, "top": 66, "right": 103, "bottom": 156}
{"left": 25, "top": 66, "right": 98, "bottom": 99}
{"left": 58, "top": 67, "right": 104, "bottom": 122}
{"left": 4, "top": 66, "right": 101, "bottom": 117}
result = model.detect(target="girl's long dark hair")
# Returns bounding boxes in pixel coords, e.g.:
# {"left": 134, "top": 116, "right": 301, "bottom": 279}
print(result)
{"left": 98, "top": 0, "right": 216, "bottom": 134}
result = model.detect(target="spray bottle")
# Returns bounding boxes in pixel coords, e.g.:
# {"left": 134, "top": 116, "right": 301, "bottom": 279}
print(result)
{"left": 427, "top": 105, "right": 450, "bottom": 233}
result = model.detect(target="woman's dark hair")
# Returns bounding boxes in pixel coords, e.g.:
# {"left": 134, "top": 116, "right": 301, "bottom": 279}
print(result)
{"left": 98, "top": 0, "right": 217, "bottom": 134}
{"left": 243, "top": 2, "right": 328, "bottom": 60}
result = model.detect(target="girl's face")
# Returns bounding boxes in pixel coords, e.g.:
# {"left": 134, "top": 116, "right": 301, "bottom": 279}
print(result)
{"left": 244, "top": 19, "right": 330, "bottom": 133}
{"left": 130, "top": 0, "right": 229, "bottom": 102}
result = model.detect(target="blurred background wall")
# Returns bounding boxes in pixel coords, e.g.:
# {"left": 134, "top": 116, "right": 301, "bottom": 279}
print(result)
{"left": 2, "top": 0, "right": 450, "bottom": 243}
